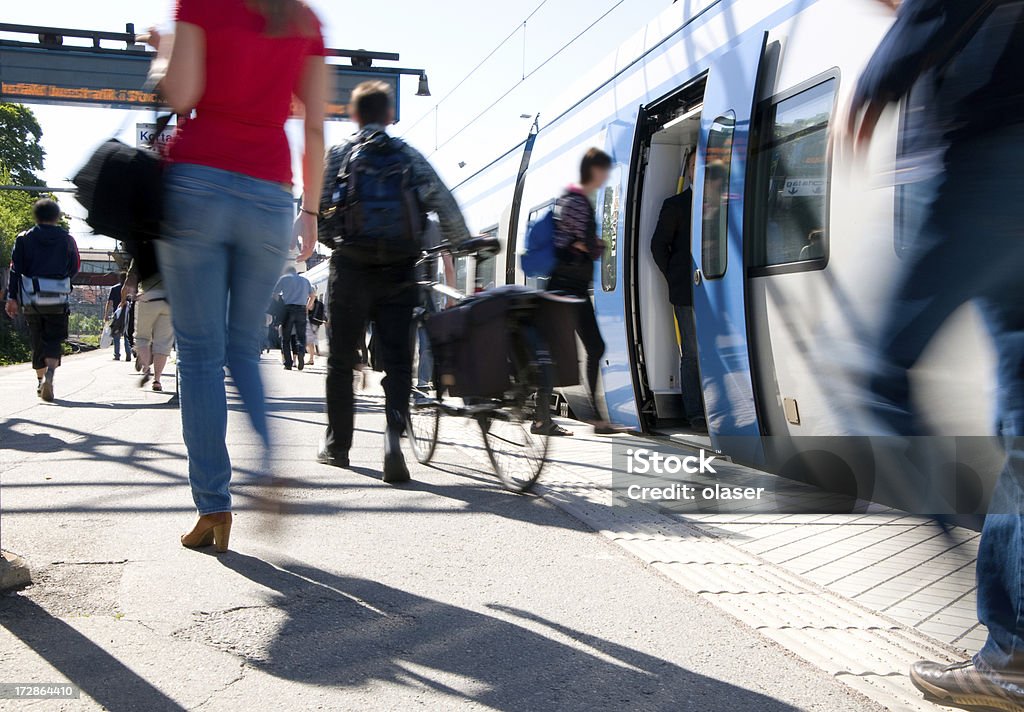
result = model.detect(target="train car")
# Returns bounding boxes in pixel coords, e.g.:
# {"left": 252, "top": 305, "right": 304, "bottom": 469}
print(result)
{"left": 449, "top": 0, "right": 1004, "bottom": 507}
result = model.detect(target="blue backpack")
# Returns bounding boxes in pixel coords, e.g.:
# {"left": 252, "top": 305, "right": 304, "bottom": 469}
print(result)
{"left": 521, "top": 210, "right": 557, "bottom": 278}
{"left": 333, "top": 133, "right": 423, "bottom": 265}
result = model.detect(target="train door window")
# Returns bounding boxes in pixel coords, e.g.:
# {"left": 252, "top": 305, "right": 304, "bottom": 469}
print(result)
{"left": 600, "top": 165, "right": 622, "bottom": 292}
{"left": 475, "top": 225, "right": 498, "bottom": 292}
{"left": 749, "top": 77, "right": 836, "bottom": 274}
{"left": 702, "top": 113, "right": 736, "bottom": 280}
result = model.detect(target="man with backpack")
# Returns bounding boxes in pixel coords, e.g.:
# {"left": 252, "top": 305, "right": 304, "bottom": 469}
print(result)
{"left": 317, "top": 80, "right": 470, "bottom": 482}
{"left": 4, "top": 199, "right": 80, "bottom": 402}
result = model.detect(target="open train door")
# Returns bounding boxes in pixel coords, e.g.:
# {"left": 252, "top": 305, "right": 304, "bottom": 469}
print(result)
{"left": 691, "top": 32, "right": 767, "bottom": 465}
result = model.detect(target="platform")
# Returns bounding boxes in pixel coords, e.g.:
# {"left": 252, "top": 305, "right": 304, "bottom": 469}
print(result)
{"left": 0, "top": 351, "right": 983, "bottom": 711}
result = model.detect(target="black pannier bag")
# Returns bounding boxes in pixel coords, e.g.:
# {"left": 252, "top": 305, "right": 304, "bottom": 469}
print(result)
{"left": 426, "top": 286, "right": 581, "bottom": 399}
{"left": 73, "top": 115, "right": 171, "bottom": 243}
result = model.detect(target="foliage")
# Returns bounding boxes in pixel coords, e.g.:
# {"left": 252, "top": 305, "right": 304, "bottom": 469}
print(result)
{"left": 0, "top": 318, "right": 31, "bottom": 366}
{"left": 68, "top": 312, "right": 104, "bottom": 337}
{"left": 0, "top": 103, "right": 45, "bottom": 187}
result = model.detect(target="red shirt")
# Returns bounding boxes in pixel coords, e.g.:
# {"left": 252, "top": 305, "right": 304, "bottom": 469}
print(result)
{"left": 167, "top": 0, "right": 325, "bottom": 184}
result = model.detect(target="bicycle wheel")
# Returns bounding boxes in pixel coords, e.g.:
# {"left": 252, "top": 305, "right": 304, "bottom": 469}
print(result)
{"left": 480, "top": 409, "right": 549, "bottom": 492}
{"left": 409, "top": 312, "right": 440, "bottom": 464}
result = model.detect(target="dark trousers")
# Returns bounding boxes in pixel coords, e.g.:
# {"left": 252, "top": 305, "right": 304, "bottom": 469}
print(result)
{"left": 26, "top": 310, "right": 68, "bottom": 369}
{"left": 280, "top": 305, "right": 307, "bottom": 369}
{"left": 673, "top": 305, "right": 704, "bottom": 424}
{"left": 324, "top": 259, "right": 417, "bottom": 455}
{"left": 537, "top": 292, "right": 606, "bottom": 423}
{"left": 864, "top": 125, "right": 1024, "bottom": 674}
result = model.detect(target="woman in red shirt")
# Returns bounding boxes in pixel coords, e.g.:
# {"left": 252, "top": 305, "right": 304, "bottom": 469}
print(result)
{"left": 148, "top": 0, "right": 326, "bottom": 553}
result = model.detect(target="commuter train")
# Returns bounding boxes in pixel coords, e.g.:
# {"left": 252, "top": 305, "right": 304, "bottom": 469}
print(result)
{"left": 436, "top": 0, "right": 1006, "bottom": 505}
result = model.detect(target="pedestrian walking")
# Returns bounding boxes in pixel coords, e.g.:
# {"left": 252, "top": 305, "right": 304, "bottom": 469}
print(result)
{"left": 274, "top": 266, "right": 315, "bottom": 371}
{"left": 317, "top": 80, "right": 470, "bottom": 482}
{"left": 849, "top": 0, "right": 1024, "bottom": 707}
{"left": 534, "top": 148, "right": 615, "bottom": 436}
{"left": 104, "top": 273, "right": 132, "bottom": 362}
{"left": 306, "top": 293, "right": 326, "bottom": 366}
{"left": 123, "top": 240, "right": 173, "bottom": 392}
{"left": 144, "top": 0, "right": 326, "bottom": 553}
{"left": 4, "top": 199, "right": 80, "bottom": 402}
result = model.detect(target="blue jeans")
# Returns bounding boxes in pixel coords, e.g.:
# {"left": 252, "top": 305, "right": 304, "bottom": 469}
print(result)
{"left": 158, "top": 164, "right": 293, "bottom": 515}
{"left": 866, "top": 125, "right": 1024, "bottom": 674}
{"left": 113, "top": 331, "right": 131, "bottom": 359}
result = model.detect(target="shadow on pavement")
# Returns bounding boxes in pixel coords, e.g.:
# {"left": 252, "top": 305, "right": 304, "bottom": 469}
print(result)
{"left": 0, "top": 597, "right": 185, "bottom": 711}
{"left": 211, "top": 552, "right": 803, "bottom": 712}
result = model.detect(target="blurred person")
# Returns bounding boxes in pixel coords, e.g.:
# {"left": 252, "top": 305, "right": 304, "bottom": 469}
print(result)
{"left": 145, "top": 0, "right": 326, "bottom": 553}
{"left": 273, "top": 265, "right": 314, "bottom": 371}
{"left": 4, "top": 199, "right": 80, "bottom": 402}
{"left": 306, "top": 292, "right": 326, "bottom": 366}
{"left": 318, "top": 81, "right": 470, "bottom": 482}
{"left": 650, "top": 151, "right": 707, "bottom": 434}
{"left": 534, "top": 148, "right": 614, "bottom": 437}
{"left": 104, "top": 273, "right": 132, "bottom": 361}
{"left": 122, "top": 241, "right": 172, "bottom": 392}
{"left": 849, "top": 0, "right": 1024, "bottom": 707}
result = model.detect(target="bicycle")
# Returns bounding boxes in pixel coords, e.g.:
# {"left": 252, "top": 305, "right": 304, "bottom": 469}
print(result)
{"left": 407, "top": 236, "right": 572, "bottom": 493}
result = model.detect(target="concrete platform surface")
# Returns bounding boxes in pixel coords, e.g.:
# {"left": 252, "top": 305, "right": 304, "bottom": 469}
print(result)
{"left": 0, "top": 351, "right": 974, "bottom": 711}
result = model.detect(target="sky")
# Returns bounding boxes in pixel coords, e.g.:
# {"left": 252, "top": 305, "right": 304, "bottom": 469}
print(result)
{"left": 2, "top": 0, "right": 672, "bottom": 249}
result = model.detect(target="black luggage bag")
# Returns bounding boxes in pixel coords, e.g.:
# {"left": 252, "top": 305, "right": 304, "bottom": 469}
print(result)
{"left": 425, "top": 286, "right": 581, "bottom": 399}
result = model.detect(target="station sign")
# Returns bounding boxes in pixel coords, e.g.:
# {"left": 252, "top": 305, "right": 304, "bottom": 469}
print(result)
{"left": 136, "top": 122, "right": 175, "bottom": 150}
{"left": 0, "top": 43, "right": 399, "bottom": 121}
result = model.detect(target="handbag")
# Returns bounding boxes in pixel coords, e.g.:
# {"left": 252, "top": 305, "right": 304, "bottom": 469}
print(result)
{"left": 73, "top": 114, "right": 172, "bottom": 243}
{"left": 19, "top": 275, "right": 72, "bottom": 309}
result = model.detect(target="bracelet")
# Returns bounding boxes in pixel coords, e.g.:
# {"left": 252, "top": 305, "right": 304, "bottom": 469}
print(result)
{"left": 300, "top": 207, "right": 318, "bottom": 217}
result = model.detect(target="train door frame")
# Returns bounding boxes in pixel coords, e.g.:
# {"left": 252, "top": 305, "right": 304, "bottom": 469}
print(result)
{"left": 623, "top": 74, "right": 708, "bottom": 432}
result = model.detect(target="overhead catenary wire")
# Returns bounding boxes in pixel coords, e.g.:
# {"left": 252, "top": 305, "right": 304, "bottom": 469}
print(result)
{"left": 426, "top": 0, "right": 628, "bottom": 160}
{"left": 398, "top": 0, "right": 551, "bottom": 141}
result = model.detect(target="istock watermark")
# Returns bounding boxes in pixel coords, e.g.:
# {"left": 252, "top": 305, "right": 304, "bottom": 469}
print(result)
{"left": 625, "top": 447, "right": 720, "bottom": 476}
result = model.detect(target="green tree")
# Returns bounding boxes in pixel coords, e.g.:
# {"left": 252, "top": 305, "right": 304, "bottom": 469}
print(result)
{"left": 0, "top": 103, "right": 45, "bottom": 186}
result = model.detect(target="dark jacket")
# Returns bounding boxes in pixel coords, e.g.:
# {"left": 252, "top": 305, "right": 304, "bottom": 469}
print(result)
{"left": 650, "top": 190, "right": 695, "bottom": 308}
{"left": 548, "top": 187, "right": 603, "bottom": 297}
{"left": 321, "top": 124, "right": 471, "bottom": 257}
{"left": 854, "top": 0, "right": 1024, "bottom": 147}
{"left": 6, "top": 224, "right": 80, "bottom": 303}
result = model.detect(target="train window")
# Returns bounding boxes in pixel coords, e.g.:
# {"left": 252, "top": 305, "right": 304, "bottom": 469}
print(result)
{"left": 475, "top": 225, "right": 499, "bottom": 292}
{"left": 701, "top": 113, "right": 736, "bottom": 280}
{"left": 600, "top": 166, "right": 622, "bottom": 292}
{"left": 749, "top": 78, "right": 836, "bottom": 273}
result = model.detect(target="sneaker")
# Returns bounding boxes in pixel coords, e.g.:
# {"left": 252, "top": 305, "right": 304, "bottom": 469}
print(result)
{"left": 911, "top": 659, "right": 1024, "bottom": 712}
{"left": 39, "top": 368, "right": 55, "bottom": 403}
{"left": 531, "top": 422, "right": 573, "bottom": 437}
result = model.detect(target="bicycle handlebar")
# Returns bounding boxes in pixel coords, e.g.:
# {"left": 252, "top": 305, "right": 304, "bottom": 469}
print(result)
{"left": 422, "top": 235, "right": 502, "bottom": 261}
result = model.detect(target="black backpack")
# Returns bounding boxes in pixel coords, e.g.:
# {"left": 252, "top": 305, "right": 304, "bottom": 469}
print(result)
{"left": 73, "top": 115, "right": 171, "bottom": 243}
{"left": 326, "top": 132, "right": 423, "bottom": 265}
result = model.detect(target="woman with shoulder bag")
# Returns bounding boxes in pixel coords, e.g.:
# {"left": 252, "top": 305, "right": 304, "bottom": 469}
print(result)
{"left": 145, "top": 0, "right": 326, "bottom": 553}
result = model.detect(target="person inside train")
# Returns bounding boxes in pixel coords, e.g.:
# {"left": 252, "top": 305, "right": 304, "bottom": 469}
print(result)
{"left": 650, "top": 150, "right": 707, "bottom": 434}
{"left": 535, "top": 148, "right": 617, "bottom": 437}
{"left": 850, "top": 0, "right": 1024, "bottom": 708}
